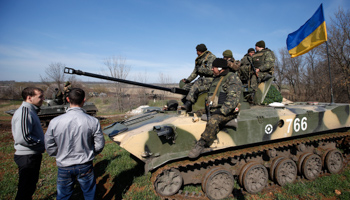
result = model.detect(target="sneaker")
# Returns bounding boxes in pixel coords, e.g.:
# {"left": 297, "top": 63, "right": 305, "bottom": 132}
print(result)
{"left": 188, "top": 140, "right": 205, "bottom": 158}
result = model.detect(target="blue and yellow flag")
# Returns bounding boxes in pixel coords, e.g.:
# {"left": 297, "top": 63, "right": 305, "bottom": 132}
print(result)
{"left": 286, "top": 4, "right": 327, "bottom": 58}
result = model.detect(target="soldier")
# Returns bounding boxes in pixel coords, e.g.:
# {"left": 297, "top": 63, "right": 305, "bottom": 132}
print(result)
{"left": 239, "top": 48, "right": 255, "bottom": 86}
{"left": 181, "top": 44, "right": 216, "bottom": 91}
{"left": 187, "top": 58, "right": 242, "bottom": 159}
{"left": 251, "top": 40, "right": 275, "bottom": 86}
{"left": 52, "top": 88, "right": 63, "bottom": 105}
{"left": 63, "top": 81, "right": 72, "bottom": 104}
{"left": 223, "top": 50, "right": 240, "bottom": 73}
{"left": 180, "top": 44, "right": 216, "bottom": 111}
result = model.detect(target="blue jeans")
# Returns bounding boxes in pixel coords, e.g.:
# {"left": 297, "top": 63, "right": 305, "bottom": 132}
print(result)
{"left": 57, "top": 162, "right": 96, "bottom": 200}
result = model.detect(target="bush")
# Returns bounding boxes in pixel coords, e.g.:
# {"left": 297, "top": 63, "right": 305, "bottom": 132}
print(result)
{"left": 263, "top": 85, "right": 283, "bottom": 104}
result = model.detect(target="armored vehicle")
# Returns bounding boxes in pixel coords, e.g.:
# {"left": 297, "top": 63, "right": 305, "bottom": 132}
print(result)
{"left": 5, "top": 96, "right": 98, "bottom": 126}
{"left": 65, "top": 67, "right": 350, "bottom": 200}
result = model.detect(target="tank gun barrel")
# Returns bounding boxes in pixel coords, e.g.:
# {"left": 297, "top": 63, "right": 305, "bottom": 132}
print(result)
{"left": 64, "top": 67, "right": 188, "bottom": 95}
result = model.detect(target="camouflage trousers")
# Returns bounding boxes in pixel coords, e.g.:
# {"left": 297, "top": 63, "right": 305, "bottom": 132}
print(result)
{"left": 239, "top": 65, "right": 251, "bottom": 83}
{"left": 185, "top": 77, "right": 213, "bottom": 103}
{"left": 250, "top": 71, "right": 272, "bottom": 91}
{"left": 200, "top": 113, "right": 236, "bottom": 146}
{"left": 239, "top": 66, "right": 259, "bottom": 91}
{"left": 250, "top": 75, "right": 258, "bottom": 91}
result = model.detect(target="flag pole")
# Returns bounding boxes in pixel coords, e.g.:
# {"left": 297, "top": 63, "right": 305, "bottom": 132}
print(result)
{"left": 326, "top": 41, "right": 335, "bottom": 105}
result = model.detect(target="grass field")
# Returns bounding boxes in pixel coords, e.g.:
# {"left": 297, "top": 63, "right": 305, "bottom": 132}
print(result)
{"left": 1, "top": 100, "right": 350, "bottom": 200}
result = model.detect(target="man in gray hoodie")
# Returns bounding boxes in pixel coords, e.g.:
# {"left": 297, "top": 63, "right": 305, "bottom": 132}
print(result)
{"left": 45, "top": 88, "right": 105, "bottom": 200}
{"left": 11, "top": 87, "right": 45, "bottom": 200}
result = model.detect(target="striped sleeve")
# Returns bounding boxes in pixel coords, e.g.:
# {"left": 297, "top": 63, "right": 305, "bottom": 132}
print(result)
{"left": 20, "top": 107, "right": 39, "bottom": 146}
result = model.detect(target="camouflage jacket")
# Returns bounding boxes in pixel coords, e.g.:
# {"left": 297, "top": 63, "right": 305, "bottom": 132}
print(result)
{"left": 252, "top": 48, "right": 275, "bottom": 74}
{"left": 240, "top": 53, "right": 253, "bottom": 69}
{"left": 186, "top": 51, "right": 216, "bottom": 82}
{"left": 63, "top": 85, "right": 72, "bottom": 94}
{"left": 227, "top": 58, "right": 241, "bottom": 72}
{"left": 52, "top": 90, "right": 63, "bottom": 99}
{"left": 207, "top": 70, "right": 242, "bottom": 116}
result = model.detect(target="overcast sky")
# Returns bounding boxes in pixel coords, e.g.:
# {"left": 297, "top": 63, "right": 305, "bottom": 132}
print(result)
{"left": 0, "top": 0, "right": 349, "bottom": 83}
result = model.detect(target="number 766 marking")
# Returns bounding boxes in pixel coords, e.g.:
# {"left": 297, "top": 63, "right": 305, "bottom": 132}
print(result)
{"left": 286, "top": 117, "right": 308, "bottom": 134}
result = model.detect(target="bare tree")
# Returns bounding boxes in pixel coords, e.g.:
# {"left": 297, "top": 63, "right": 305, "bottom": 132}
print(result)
{"left": 101, "top": 56, "right": 132, "bottom": 112}
{"left": 276, "top": 48, "right": 305, "bottom": 101}
{"left": 101, "top": 56, "right": 131, "bottom": 95}
{"left": 134, "top": 69, "right": 150, "bottom": 104}
{"left": 158, "top": 72, "right": 173, "bottom": 100}
{"left": 39, "top": 62, "right": 83, "bottom": 99}
{"left": 40, "top": 62, "right": 66, "bottom": 90}
{"left": 324, "top": 8, "right": 350, "bottom": 102}
{"left": 136, "top": 69, "right": 149, "bottom": 84}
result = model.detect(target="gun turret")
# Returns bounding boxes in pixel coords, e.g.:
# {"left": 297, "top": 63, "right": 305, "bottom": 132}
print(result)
{"left": 64, "top": 67, "right": 188, "bottom": 95}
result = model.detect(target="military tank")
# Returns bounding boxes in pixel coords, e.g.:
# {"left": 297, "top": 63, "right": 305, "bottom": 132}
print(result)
{"left": 5, "top": 94, "right": 98, "bottom": 126}
{"left": 65, "top": 67, "right": 350, "bottom": 200}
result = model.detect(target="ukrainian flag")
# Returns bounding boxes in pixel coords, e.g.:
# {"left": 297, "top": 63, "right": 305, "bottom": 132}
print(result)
{"left": 287, "top": 4, "right": 327, "bottom": 58}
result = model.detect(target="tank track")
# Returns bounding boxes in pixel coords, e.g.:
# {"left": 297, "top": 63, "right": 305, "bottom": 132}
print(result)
{"left": 151, "top": 130, "right": 350, "bottom": 200}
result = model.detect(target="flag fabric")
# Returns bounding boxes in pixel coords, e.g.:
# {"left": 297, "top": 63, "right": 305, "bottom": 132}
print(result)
{"left": 286, "top": 4, "right": 327, "bottom": 58}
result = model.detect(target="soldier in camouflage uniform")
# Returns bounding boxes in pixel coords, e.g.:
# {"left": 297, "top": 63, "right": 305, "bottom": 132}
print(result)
{"left": 63, "top": 81, "right": 72, "bottom": 104}
{"left": 223, "top": 50, "right": 240, "bottom": 73}
{"left": 182, "top": 50, "right": 239, "bottom": 112}
{"left": 239, "top": 48, "right": 255, "bottom": 88}
{"left": 181, "top": 44, "right": 216, "bottom": 91}
{"left": 188, "top": 58, "right": 242, "bottom": 159}
{"left": 52, "top": 88, "right": 64, "bottom": 105}
{"left": 251, "top": 40, "right": 275, "bottom": 88}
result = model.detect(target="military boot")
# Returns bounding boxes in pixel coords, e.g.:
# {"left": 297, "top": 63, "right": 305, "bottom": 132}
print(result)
{"left": 188, "top": 139, "right": 206, "bottom": 159}
{"left": 181, "top": 101, "right": 192, "bottom": 112}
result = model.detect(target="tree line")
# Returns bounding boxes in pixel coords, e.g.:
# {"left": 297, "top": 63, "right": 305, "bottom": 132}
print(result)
{"left": 274, "top": 8, "right": 350, "bottom": 103}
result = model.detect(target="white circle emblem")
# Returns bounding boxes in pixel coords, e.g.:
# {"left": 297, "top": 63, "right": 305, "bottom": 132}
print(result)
{"left": 265, "top": 124, "right": 273, "bottom": 134}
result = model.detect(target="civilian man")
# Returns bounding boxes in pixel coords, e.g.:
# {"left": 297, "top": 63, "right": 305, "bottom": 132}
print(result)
{"left": 45, "top": 88, "right": 105, "bottom": 200}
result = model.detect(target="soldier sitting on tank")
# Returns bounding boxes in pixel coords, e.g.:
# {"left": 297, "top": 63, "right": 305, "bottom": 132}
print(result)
{"left": 239, "top": 48, "right": 255, "bottom": 86}
{"left": 182, "top": 50, "right": 240, "bottom": 112}
{"left": 181, "top": 44, "right": 216, "bottom": 90}
{"left": 63, "top": 81, "right": 72, "bottom": 104}
{"left": 251, "top": 40, "right": 275, "bottom": 87}
{"left": 239, "top": 48, "right": 257, "bottom": 103}
{"left": 184, "top": 58, "right": 242, "bottom": 159}
{"left": 52, "top": 88, "right": 63, "bottom": 105}
{"left": 223, "top": 50, "right": 240, "bottom": 73}
{"left": 180, "top": 44, "right": 216, "bottom": 111}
